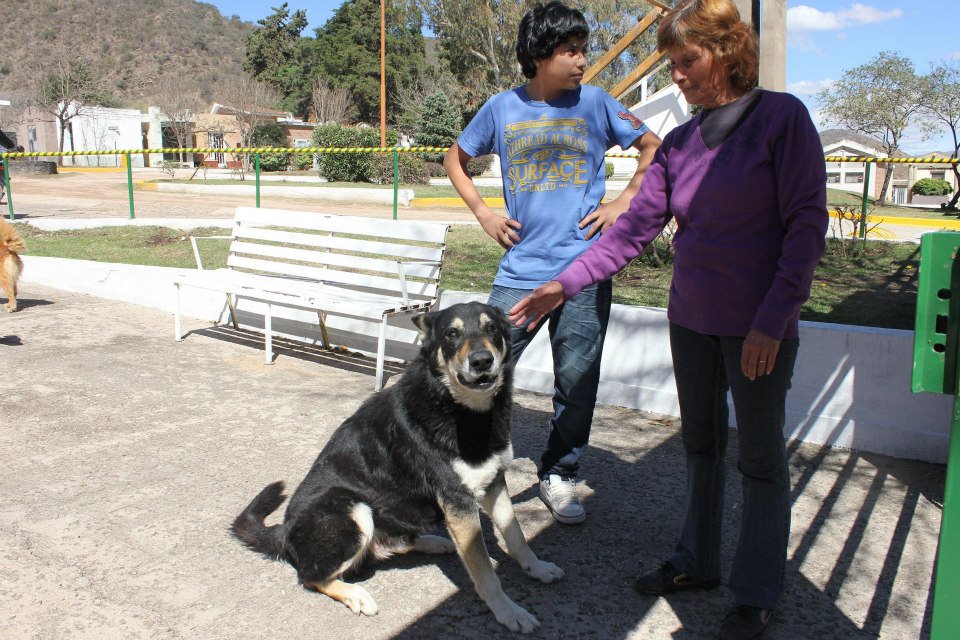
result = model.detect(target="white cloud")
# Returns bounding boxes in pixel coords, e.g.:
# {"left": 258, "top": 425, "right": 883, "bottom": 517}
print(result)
{"left": 787, "top": 3, "right": 903, "bottom": 32}
{"left": 788, "top": 79, "right": 835, "bottom": 96}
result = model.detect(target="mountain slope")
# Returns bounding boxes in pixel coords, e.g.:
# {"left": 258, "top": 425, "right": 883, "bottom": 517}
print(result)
{"left": 0, "top": 0, "right": 253, "bottom": 106}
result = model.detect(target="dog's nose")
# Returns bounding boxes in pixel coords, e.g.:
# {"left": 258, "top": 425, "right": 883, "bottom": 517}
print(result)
{"left": 469, "top": 350, "right": 494, "bottom": 372}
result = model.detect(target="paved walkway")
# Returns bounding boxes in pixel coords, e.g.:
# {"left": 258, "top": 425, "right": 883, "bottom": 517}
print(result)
{"left": 0, "top": 284, "right": 943, "bottom": 639}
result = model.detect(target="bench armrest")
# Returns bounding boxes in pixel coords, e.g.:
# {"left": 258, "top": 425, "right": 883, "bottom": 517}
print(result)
{"left": 396, "top": 259, "right": 443, "bottom": 305}
{"left": 190, "top": 235, "right": 233, "bottom": 270}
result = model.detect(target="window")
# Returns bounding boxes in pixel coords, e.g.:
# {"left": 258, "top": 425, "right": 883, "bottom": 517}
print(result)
{"left": 827, "top": 173, "right": 841, "bottom": 183}
{"left": 931, "top": 171, "right": 946, "bottom": 181}
{"left": 845, "top": 173, "right": 864, "bottom": 184}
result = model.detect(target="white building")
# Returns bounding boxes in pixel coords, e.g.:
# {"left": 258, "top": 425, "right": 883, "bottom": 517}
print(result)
{"left": 59, "top": 102, "right": 145, "bottom": 168}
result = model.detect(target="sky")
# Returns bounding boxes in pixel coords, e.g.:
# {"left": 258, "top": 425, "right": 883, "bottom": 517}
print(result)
{"left": 209, "top": 0, "right": 960, "bottom": 153}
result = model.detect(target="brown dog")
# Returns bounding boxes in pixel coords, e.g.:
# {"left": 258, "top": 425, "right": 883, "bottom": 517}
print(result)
{"left": 0, "top": 218, "right": 25, "bottom": 312}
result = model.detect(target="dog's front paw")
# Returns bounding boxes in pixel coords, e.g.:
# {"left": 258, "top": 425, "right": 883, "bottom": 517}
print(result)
{"left": 491, "top": 598, "right": 540, "bottom": 634}
{"left": 523, "top": 559, "right": 564, "bottom": 583}
{"left": 340, "top": 585, "right": 379, "bottom": 616}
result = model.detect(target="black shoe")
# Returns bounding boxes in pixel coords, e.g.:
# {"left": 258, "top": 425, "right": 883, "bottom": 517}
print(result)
{"left": 633, "top": 561, "right": 721, "bottom": 595}
{"left": 717, "top": 605, "right": 773, "bottom": 639}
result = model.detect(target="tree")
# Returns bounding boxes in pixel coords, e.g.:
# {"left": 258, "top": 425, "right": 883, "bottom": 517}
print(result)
{"left": 21, "top": 47, "right": 108, "bottom": 161}
{"left": 217, "top": 74, "right": 283, "bottom": 173}
{"left": 153, "top": 75, "right": 203, "bottom": 165}
{"left": 314, "top": 0, "right": 429, "bottom": 124}
{"left": 311, "top": 77, "right": 357, "bottom": 124}
{"left": 418, "top": 0, "right": 533, "bottom": 111}
{"left": 817, "top": 51, "right": 926, "bottom": 204}
{"left": 419, "top": 0, "right": 664, "bottom": 114}
{"left": 415, "top": 91, "right": 461, "bottom": 161}
{"left": 919, "top": 59, "right": 960, "bottom": 211}
{"left": 244, "top": 3, "right": 315, "bottom": 118}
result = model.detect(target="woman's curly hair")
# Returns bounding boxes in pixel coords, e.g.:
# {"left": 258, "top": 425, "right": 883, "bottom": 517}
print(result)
{"left": 657, "top": 0, "right": 759, "bottom": 93}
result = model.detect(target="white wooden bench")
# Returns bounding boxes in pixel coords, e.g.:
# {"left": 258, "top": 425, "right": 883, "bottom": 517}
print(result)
{"left": 173, "top": 207, "right": 449, "bottom": 390}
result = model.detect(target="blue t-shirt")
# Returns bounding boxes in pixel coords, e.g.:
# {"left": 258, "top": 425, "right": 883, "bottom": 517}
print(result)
{"left": 458, "top": 84, "right": 650, "bottom": 288}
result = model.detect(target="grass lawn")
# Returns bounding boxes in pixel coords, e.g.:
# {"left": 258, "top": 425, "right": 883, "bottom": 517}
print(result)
{"left": 827, "top": 188, "right": 952, "bottom": 220}
{"left": 14, "top": 222, "right": 921, "bottom": 331}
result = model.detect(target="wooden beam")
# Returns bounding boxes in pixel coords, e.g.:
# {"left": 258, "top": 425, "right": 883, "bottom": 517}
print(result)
{"left": 610, "top": 49, "right": 667, "bottom": 101}
{"left": 583, "top": 8, "right": 665, "bottom": 85}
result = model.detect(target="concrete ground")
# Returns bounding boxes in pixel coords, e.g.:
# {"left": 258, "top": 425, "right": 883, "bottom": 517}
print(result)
{"left": 0, "top": 283, "right": 944, "bottom": 640}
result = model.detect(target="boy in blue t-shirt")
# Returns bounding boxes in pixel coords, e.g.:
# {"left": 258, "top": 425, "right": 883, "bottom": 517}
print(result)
{"left": 443, "top": 1, "right": 660, "bottom": 525}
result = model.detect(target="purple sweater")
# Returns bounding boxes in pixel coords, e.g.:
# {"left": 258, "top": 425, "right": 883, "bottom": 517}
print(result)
{"left": 556, "top": 90, "right": 827, "bottom": 340}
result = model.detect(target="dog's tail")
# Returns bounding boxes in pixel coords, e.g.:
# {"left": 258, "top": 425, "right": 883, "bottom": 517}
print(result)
{"left": 230, "top": 481, "right": 288, "bottom": 559}
{"left": 0, "top": 219, "right": 25, "bottom": 253}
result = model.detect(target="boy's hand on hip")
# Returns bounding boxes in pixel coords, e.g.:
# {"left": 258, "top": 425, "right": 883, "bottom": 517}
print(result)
{"left": 580, "top": 202, "right": 623, "bottom": 240}
{"left": 478, "top": 209, "right": 522, "bottom": 249}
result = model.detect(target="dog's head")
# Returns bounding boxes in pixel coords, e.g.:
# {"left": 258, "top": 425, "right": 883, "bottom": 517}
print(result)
{"left": 413, "top": 302, "right": 512, "bottom": 411}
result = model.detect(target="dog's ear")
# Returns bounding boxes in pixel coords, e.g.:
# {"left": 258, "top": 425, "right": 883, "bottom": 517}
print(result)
{"left": 412, "top": 310, "right": 436, "bottom": 341}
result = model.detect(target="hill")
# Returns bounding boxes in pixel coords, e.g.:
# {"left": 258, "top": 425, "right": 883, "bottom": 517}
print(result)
{"left": 0, "top": 0, "right": 253, "bottom": 107}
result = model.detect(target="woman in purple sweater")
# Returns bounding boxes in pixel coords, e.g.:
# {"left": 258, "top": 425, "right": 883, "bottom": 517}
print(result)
{"left": 509, "top": 1, "right": 827, "bottom": 638}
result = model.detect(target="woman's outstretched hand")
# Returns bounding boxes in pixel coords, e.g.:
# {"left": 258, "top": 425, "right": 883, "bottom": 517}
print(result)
{"left": 508, "top": 281, "right": 566, "bottom": 331}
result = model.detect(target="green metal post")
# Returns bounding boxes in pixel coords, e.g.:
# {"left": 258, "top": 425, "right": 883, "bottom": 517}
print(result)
{"left": 3, "top": 157, "right": 13, "bottom": 221}
{"left": 393, "top": 150, "right": 399, "bottom": 220}
{"left": 126, "top": 153, "right": 135, "bottom": 219}
{"left": 912, "top": 232, "right": 960, "bottom": 639}
{"left": 858, "top": 162, "right": 871, "bottom": 239}
{"left": 254, "top": 153, "right": 261, "bottom": 208}
{"left": 931, "top": 391, "right": 960, "bottom": 638}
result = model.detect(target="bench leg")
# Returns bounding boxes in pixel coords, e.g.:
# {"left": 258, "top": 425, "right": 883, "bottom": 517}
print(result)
{"left": 264, "top": 303, "right": 274, "bottom": 365}
{"left": 174, "top": 283, "right": 183, "bottom": 341}
{"left": 375, "top": 316, "right": 388, "bottom": 391}
{"left": 316, "top": 310, "right": 331, "bottom": 349}
{"left": 226, "top": 294, "right": 240, "bottom": 330}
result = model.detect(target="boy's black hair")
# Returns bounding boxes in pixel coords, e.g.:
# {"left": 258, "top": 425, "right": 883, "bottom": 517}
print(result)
{"left": 516, "top": 2, "right": 590, "bottom": 79}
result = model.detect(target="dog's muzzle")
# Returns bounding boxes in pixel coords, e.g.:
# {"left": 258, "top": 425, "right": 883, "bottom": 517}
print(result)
{"left": 456, "top": 349, "right": 501, "bottom": 390}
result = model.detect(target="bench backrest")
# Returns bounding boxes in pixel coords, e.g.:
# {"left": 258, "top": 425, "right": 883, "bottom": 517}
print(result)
{"left": 227, "top": 207, "right": 449, "bottom": 304}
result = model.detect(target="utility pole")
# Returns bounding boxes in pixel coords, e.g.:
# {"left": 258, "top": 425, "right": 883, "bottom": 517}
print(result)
{"left": 380, "top": 0, "right": 387, "bottom": 147}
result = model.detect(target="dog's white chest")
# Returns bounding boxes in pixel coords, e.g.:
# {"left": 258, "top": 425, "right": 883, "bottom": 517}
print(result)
{"left": 452, "top": 445, "right": 513, "bottom": 498}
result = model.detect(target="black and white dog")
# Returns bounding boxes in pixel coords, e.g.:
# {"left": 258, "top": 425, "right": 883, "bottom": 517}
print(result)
{"left": 231, "top": 302, "right": 563, "bottom": 633}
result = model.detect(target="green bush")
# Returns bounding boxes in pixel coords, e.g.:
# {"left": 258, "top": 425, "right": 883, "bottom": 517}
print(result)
{"left": 424, "top": 161, "right": 446, "bottom": 177}
{"left": 295, "top": 152, "right": 314, "bottom": 171}
{"left": 912, "top": 177, "right": 954, "bottom": 196}
{"left": 374, "top": 153, "right": 429, "bottom": 185}
{"left": 466, "top": 154, "right": 494, "bottom": 177}
{"left": 251, "top": 123, "right": 289, "bottom": 172}
{"left": 605, "top": 161, "right": 614, "bottom": 179}
{"left": 312, "top": 124, "right": 398, "bottom": 182}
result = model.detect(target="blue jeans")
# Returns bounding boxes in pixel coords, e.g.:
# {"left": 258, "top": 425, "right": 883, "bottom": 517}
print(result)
{"left": 487, "top": 281, "right": 612, "bottom": 479}
{"left": 667, "top": 322, "right": 799, "bottom": 610}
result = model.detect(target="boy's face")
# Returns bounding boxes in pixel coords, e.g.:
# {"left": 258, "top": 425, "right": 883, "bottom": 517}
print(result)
{"left": 533, "top": 37, "right": 588, "bottom": 94}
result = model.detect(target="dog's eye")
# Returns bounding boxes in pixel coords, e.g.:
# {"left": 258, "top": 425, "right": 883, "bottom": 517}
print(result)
{"left": 445, "top": 328, "right": 460, "bottom": 340}
{"left": 482, "top": 322, "right": 498, "bottom": 335}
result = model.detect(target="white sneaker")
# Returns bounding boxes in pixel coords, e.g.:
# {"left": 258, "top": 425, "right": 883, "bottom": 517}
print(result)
{"left": 539, "top": 474, "right": 586, "bottom": 524}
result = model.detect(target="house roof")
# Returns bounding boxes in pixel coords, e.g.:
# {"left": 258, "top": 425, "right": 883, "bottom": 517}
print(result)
{"left": 819, "top": 129, "right": 887, "bottom": 153}
{"left": 210, "top": 102, "right": 293, "bottom": 119}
